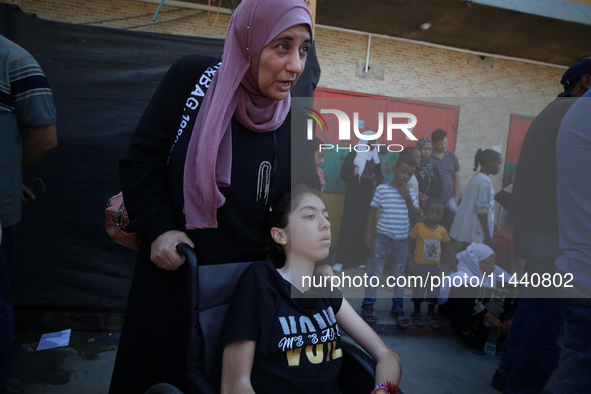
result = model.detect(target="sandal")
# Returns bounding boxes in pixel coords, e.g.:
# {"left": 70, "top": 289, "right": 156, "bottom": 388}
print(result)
{"left": 426, "top": 314, "right": 442, "bottom": 329}
{"left": 410, "top": 312, "right": 425, "bottom": 327}
{"left": 361, "top": 306, "right": 377, "bottom": 324}
{"left": 390, "top": 309, "right": 410, "bottom": 328}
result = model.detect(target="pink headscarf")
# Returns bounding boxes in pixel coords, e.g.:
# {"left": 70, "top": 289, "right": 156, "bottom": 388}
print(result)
{"left": 183, "top": 0, "right": 313, "bottom": 229}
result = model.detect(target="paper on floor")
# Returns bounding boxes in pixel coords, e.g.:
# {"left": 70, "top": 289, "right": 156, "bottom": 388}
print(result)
{"left": 36, "top": 328, "right": 72, "bottom": 351}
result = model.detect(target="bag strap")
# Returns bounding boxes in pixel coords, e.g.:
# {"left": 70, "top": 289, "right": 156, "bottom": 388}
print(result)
{"left": 167, "top": 57, "right": 222, "bottom": 163}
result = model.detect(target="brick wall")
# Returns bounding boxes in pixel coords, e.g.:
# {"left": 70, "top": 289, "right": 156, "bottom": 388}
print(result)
{"left": 5, "top": 0, "right": 567, "bottom": 197}
{"left": 313, "top": 28, "right": 563, "bottom": 194}
{"left": 4, "top": 0, "right": 230, "bottom": 37}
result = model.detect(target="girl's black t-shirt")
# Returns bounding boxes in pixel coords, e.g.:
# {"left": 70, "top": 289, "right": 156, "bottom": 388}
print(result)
{"left": 222, "top": 260, "right": 344, "bottom": 393}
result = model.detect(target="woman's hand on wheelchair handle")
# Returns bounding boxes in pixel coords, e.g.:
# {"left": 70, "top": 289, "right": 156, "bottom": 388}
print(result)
{"left": 151, "top": 230, "right": 194, "bottom": 271}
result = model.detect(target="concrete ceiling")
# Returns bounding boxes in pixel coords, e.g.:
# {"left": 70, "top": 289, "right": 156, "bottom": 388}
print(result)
{"left": 181, "top": 0, "right": 591, "bottom": 66}
{"left": 316, "top": 0, "right": 591, "bottom": 66}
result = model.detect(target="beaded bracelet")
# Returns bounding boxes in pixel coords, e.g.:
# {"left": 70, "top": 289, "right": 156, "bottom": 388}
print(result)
{"left": 371, "top": 381, "right": 400, "bottom": 394}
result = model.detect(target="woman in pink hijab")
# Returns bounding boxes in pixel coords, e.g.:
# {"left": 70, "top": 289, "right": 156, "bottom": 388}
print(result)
{"left": 110, "top": 1, "right": 319, "bottom": 392}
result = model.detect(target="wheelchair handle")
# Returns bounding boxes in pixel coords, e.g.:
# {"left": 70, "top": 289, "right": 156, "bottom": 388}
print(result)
{"left": 176, "top": 242, "right": 196, "bottom": 264}
{"left": 174, "top": 243, "right": 215, "bottom": 394}
{"left": 176, "top": 242, "right": 200, "bottom": 337}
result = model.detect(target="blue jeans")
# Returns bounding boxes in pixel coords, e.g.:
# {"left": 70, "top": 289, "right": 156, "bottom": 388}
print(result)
{"left": 362, "top": 233, "right": 407, "bottom": 311}
{"left": 0, "top": 225, "right": 17, "bottom": 393}
{"left": 411, "top": 263, "right": 441, "bottom": 305}
{"left": 553, "top": 297, "right": 591, "bottom": 394}
{"left": 496, "top": 231, "right": 565, "bottom": 394}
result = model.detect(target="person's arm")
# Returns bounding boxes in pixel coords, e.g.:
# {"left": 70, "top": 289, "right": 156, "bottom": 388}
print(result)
{"left": 453, "top": 171, "right": 461, "bottom": 204}
{"left": 474, "top": 177, "right": 493, "bottom": 246}
{"left": 150, "top": 230, "right": 194, "bottom": 271}
{"left": 22, "top": 124, "right": 57, "bottom": 169}
{"left": 220, "top": 263, "right": 269, "bottom": 392}
{"left": 418, "top": 192, "right": 428, "bottom": 210}
{"left": 221, "top": 340, "right": 256, "bottom": 394}
{"left": 398, "top": 184, "right": 418, "bottom": 223}
{"left": 483, "top": 312, "right": 504, "bottom": 336}
{"left": 13, "top": 54, "right": 57, "bottom": 170}
{"left": 22, "top": 124, "right": 57, "bottom": 203}
{"left": 478, "top": 213, "right": 492, "bottom": 246}
{"left": 365, "top": 206, "right": 378, "bottom": 249}
{"left": 336, "top": 299, "right": 401, "bottom": 387}
{"left": 120, "top": 57, "right": 210, "bottom": 268}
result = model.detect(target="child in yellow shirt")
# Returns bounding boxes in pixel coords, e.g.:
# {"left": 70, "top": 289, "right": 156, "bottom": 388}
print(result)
{"left": 406, "top": 197, "right": 454, "bottom": 329}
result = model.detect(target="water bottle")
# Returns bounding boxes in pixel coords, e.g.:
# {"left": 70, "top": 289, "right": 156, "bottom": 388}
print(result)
{"left": 484, "top": 326, "right": 498, "bottom": 355}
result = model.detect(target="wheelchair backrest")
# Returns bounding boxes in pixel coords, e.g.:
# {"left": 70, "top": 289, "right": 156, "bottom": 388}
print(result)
{"left": 196, "top": 261, "right": 253, "bottom": 378}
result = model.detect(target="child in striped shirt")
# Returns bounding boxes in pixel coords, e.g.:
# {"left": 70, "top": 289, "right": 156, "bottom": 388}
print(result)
{"left": 361, "top": 154, "right": 419, "bottom": 327}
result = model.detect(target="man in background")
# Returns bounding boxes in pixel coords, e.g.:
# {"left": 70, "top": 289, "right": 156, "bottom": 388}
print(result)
{"left": 552, "top": 81, "right": 591, "bottom": 394}
{"left": 0, "top": 35, "right": 57, "bottom": 393}
{"left": 429, "top": 128, "right": 459, "bottom": 232}
{"left": 491, "top": 59, "right": 591, "bottom": 393}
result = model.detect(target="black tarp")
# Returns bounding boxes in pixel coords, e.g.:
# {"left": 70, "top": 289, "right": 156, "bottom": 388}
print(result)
{"left": 1, "top": 4, "right": 225, "bottom": 309}
{"left": 1, "top": 4, "right": 319, "bottom": 309}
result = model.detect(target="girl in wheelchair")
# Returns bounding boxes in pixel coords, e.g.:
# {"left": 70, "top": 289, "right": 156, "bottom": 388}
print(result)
{"left": 220, "top": 184, "right": 401, "bottom": 393}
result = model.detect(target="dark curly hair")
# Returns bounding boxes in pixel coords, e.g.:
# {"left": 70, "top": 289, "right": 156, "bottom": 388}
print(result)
{"left": 264, "top": 184, "right": 326, "bottom": 268}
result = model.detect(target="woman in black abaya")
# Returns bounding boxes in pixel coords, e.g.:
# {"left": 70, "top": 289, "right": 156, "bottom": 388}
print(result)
{"left": 335, "top": 131, "right": 383, "bottom": 270}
